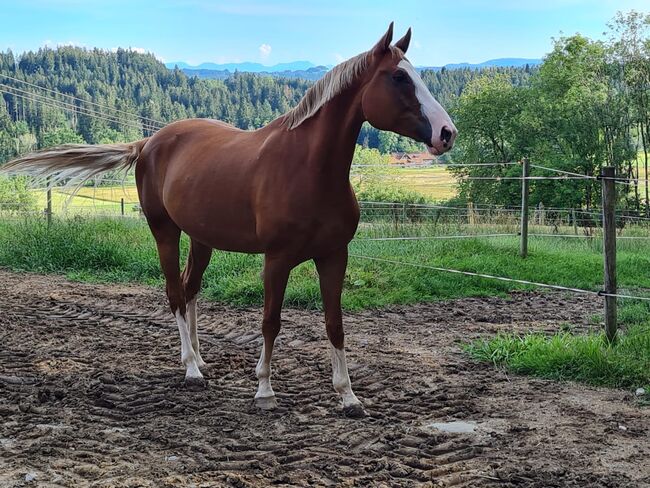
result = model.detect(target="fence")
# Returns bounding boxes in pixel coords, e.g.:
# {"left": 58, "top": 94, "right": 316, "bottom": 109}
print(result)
{"left": 351, "top": 160, "right": 650, "bottom": 343}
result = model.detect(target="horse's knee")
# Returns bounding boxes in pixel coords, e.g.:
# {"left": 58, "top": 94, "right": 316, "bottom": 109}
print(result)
{"left": 262, "top": 318, "right": 281, "bottom": 340}
{"left": 326, "top": 324, "right": 344, "bottom": 350}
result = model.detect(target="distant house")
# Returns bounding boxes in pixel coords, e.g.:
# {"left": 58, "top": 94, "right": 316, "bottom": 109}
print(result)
{"left": 389, "top": 152, "right": 435, "bottom": 166}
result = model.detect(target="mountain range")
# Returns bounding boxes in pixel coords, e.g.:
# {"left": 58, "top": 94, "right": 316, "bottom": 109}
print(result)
{"left": 165, "top": 58, "right": 541, "bottom": 80}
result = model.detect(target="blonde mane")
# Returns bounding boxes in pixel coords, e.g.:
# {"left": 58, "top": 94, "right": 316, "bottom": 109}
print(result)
{"left": 283, "top": 51, "right": 371, "bottom": 130}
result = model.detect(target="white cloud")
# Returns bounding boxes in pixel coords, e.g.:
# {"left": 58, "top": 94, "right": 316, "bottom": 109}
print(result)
{"left": 259, "top": 43, "right": 272, "bottom": 60}
{"left": 413, "top": 40, "right": 422, "bottom": 50}
{"left": 333, "top": 53, "right": 345, "bottom": 63}
{"left": 42, "top": 39, "right": 85, "bottom": 49}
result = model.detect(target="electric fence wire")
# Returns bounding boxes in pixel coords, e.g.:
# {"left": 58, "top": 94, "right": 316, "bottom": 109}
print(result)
{"left": 349, "top": 253, "right": 650, "bottom": 302}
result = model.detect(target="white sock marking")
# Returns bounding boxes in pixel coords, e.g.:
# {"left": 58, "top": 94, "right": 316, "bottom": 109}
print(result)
{"left": 175, "top": 310, "right": 203, "bottom": 380}
{"left": 186, "top": 298, "right": 206, "bottom": 368}
{"left": 255, "top": 345, "right": 275, "bottom": 399}
{"left": 330, "top": 345, "right": 360, "bottom": 408}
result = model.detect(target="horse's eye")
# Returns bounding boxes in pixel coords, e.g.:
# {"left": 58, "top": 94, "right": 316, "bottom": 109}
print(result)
{"left": 392, "top": 70, "right": 408, "bottom": 83}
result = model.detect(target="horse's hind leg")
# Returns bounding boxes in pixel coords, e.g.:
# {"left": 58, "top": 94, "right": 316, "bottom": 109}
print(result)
{"left": 150, "top": 221, "right": 204, "bottom": 386}
{"left": 314, "top": 248, "right": 365, "bottom": 417}
{"left": 182, "top": 239, "right": 213, "bottom": 369}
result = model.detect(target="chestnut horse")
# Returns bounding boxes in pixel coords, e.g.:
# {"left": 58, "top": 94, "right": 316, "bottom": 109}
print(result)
{"left": 5, "top": 23, "right": 456, "bottom": 416}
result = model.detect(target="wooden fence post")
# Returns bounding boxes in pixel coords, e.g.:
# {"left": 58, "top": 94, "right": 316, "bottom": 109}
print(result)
{"left": 46, "top": 182, "right": 52, "bottom": 227}
{"left": 572, "top": 208, "right": 578, "bottom": 235}
{"left": 520, "top": 157, "right": 529, "bottom": 258}
{"left": 121, "top": 198, "right": 125, "bottom": 216}
{"left": 601, "top": 166, "right": 617, "bottom": 342}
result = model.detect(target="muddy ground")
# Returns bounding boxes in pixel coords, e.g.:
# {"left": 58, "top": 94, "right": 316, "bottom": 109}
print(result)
{"left": 0, "top": 269, "right": 648, "bottom": 487}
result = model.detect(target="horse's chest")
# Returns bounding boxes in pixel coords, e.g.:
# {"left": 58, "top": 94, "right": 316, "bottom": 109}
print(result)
{"left": 258, "top": 197, "right": 359, "bottom": 253}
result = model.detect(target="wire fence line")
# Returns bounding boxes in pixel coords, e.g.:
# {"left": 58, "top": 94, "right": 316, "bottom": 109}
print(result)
{"left": 348, "top": 253, "right": 650, "bottom": 303}
{"left": 355, "top": 233, "right": 518, "bottom": 241}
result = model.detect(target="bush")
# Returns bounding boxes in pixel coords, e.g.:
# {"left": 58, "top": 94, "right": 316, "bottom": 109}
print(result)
{"left": 0, "top": 176, "right": 37, "bottom": 212}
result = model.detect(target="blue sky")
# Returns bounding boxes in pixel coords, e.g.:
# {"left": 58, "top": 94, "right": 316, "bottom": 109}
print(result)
{"left": 1, "top": 0, "right": 648, "bottom": 67}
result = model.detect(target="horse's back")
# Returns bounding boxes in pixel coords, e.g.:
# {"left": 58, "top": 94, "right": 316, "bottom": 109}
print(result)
{"left": 135, "top": 118, "right": 271, "bottom": 251}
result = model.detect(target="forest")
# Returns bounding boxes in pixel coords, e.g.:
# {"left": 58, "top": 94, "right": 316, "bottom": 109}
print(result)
{"left": 0, "top": 45, "right": 530, "bottom": 159}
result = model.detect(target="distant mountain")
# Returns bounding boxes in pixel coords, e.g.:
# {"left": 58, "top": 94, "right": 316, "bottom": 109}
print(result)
{"left": 179, "top": 65, "right": 329, "bottom": 81}
{"left": 437, "top": 58, "right": 541, "bottom": 70}
{"left": 165, "top": 60, "right": 318, "bottom": 73}
{"left": 167, "top": 57, "right": 542, "bottom": 81}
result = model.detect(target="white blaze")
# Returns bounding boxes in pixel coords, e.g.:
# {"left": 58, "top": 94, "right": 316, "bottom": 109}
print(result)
{"left": 398, "top": 59, "right": 452, "bottom": 146}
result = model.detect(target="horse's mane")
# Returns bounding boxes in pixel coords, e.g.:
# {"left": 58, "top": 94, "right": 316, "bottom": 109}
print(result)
{"left": 282, "top": 51, "right": 371, "bottom": 130}
{"left": 283, "top": 46, "right": 404, "bottom": 130}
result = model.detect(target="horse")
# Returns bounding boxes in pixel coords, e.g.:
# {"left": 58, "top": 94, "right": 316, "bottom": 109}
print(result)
{"left": 4, "top": 23, "right": 456, "bottom": 417}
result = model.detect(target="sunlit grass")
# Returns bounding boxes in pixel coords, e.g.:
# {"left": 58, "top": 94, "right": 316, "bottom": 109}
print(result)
{"left": 2, "top": 216, "right": 650, "bottom": 310}
{"left": 390, "top": 165, "right": 457, "bottom": 200}
{"left": 466, "top": 320, "right": 650, "bottom": 394}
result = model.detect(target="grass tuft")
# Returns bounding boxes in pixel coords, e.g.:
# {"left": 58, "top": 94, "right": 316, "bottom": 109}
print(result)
{"left": 466, "top": 323, "right": 650, "bottom": 392}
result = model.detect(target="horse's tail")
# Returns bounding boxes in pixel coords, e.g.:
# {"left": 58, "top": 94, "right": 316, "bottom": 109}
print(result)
{"left": 1, "top": 138, "right": 149, "bottom": 188}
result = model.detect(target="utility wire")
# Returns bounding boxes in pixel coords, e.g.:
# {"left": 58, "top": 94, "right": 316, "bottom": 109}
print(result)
{"left": 0, "top": 73, "right": 166, "bottom": 128}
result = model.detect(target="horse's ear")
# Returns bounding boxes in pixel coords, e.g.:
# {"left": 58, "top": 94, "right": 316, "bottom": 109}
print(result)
{"left": 394, "top": 28, "right": 412, "bottom": 54}
{"left": 371, "top": 22, "right": 394, "bottom": 55}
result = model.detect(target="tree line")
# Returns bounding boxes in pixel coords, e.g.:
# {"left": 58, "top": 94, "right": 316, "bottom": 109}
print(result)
{"left": 0, "top": 44, "right": 530, "bottom": 164}
{"left": 451, "top": 11, "right": 650, "bottom": 213}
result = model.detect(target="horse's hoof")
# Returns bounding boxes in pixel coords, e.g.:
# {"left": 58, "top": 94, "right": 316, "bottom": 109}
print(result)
{"left": 255, "top": 395, "right": 278, "bottom": 410}
{"left": 183, "top": 376, "right": 206, "bottom": 390}
{"left": 342, "top": 403, "right": 366, "bottom": 418}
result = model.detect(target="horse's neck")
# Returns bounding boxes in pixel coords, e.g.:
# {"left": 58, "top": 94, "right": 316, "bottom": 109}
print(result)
{"left": 291, "top": 87, "right": 365, "bottom": 180}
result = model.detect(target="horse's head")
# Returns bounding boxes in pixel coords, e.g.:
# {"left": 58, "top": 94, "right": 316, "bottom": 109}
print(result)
{"left": 362, "top": 23, "right": 457, "bottom": 156}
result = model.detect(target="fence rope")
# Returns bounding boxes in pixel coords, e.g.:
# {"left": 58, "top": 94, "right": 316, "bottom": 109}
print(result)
{"left": 355, "top": 233, "right": 518, "bottom": 241}
{"left": 529, "top": 164, "right": 597, "bottom": 179}
{"left": 350, "top": 253, "right": 650, "bottom": 302}
{"left": 348, "top": 253, "right": 601, "bottom": 295}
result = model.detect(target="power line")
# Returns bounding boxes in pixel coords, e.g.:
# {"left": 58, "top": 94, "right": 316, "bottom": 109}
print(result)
{"left": 0, "top": 73, "right": 166, "bottom": 128}
{"left": 0, "top": 85, "right": 158, "bottom": 134}
{"left": 0, "top": 83, "right": 161, "bottom": 132}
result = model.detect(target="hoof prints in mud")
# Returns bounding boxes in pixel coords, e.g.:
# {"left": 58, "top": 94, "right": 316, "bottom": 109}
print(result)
{"left": 0, "top": 271, "right": 648, "bottom": 487}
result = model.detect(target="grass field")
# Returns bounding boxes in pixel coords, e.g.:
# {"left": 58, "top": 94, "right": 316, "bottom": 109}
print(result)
{"left": 23, "top": 165, "right": 458, "bottom": 215}
{"left": 29, "top": 185, "right": 140, "bottom": 216}
{"left": 2, "top": 216, "right": 650, "bottom": 309}
{"left": 391, "top": 165, "right": 457, "bottom": 200}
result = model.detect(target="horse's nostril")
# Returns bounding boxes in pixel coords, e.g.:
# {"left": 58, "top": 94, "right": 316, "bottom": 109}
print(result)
{"left": 440, "top": 126, "right": 453, "bottom": 144}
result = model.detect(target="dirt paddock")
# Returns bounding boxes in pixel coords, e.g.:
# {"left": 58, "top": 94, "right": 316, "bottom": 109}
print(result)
{"left": 0, "top": 269, "right": 648, "bottom": 487}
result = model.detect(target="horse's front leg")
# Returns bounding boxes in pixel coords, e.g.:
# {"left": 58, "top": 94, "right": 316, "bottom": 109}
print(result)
{"left": 314, "top": 247, "right": 365, "bottom": 417}
{"left": 254, "top": 254, "right": 292, "bottom": 410}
